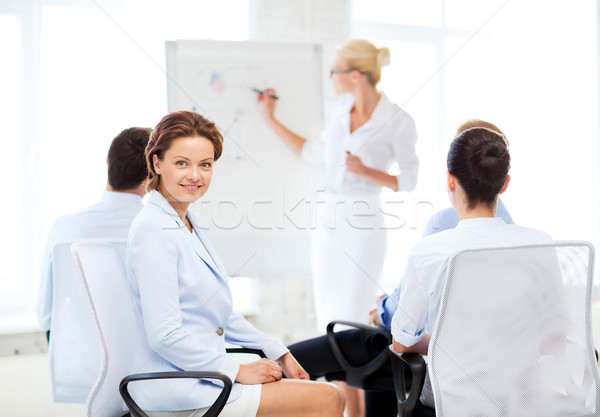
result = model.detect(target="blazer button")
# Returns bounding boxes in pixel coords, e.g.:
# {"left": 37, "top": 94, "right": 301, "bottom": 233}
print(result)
{"left": 216, "top": 327, "right": 224, "bottom": 336}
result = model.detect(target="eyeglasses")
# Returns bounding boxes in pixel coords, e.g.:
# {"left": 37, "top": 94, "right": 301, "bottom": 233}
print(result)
{"left": 330, "top": 68, "right": 361, "bottom": 76}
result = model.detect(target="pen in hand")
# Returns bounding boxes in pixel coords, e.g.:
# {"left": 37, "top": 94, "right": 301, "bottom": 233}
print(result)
{"left": 252, "top": 88, "right": 279, "bottom": 100}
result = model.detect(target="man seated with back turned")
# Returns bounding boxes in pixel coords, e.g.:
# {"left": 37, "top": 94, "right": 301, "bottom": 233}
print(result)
{"left": 37, "top": 127, "right": 151, "bottom": 341}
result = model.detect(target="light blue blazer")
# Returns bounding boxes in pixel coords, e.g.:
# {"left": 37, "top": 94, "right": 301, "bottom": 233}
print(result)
{"left": 126, "top": 191, "right": 287, "bottom": 411}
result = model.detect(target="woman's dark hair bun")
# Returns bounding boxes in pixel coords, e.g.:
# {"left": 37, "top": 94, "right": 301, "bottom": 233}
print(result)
{"left": 468, "top": 140, "right": 510, "bottom": 187}
{"left": 447, "top": 127, "right": 510, "bottom": 208}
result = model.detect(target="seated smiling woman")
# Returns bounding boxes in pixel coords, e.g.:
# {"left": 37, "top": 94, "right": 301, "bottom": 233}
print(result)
{"left": 125, "top": 110, "right": 344, "bottom": 417}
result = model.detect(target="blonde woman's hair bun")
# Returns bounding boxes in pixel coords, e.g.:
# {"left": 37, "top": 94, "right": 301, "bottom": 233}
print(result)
{"left": 377, "top": 47, "right": 391, "bottom": 68}
{"left": 336, "top": 39, "right": 389, "bottom": 86}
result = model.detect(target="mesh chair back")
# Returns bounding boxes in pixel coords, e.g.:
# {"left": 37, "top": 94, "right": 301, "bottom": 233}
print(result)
{"left": 49, "top": 241, "right": 102, "bottom": 403}
{"left": 72, "top": 241, "right": 146, "bottom": 417}
{"left": 429, "top": 241, "right": 600, "bottom": 416}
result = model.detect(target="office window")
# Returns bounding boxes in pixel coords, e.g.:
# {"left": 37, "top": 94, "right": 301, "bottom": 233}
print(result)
{"left": 353, "top": 0, "right": 599, "bottom": 291}
{"left": 0, "top": 14, "right": 23, "bottom": 298}
{"left": 40, "top": 1, "right": 250, "bottom": 235}
{"left": 0, "top": 0, "right": 249, "bottom": 328}
{"left": 376, "top": 40, "right": 441, "bottom": 283}
{"left": 353, "top": 0, "right": 442, "bottom": 27}
{"left": 444, "top": 0, "right": 510, "bottom": 31}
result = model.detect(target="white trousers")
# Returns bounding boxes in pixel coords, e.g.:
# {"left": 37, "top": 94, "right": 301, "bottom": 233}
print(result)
{"left": 311, "top": 192, "right": 387, "bottom": 331}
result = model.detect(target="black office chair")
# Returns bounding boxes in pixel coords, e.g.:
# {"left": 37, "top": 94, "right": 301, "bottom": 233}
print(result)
{"left": 120, "top": 372, "right": 231, "bottom": 417}
{"left": 120, "top": 349, "right": 264, "bottom": 416}
{"left": 388, "top": 349, "right": 435, "bottom": 417}
{"left": 326, "top": 320, "right": 395, "bottom": 390}
{"left": 326, "top": 320, "right": 408, "bottom": 417}
{"left": 225, "top": 347, "right": 266, "bottom": 358}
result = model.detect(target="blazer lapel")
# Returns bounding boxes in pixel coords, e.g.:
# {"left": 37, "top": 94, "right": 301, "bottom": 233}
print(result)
{"left": 147, "top": 190, "right": 183, "bottom": 228}
{"left": 187, "top": 211, "right": 228, "bottom": 280}
{"left": 148, "top": 191, "right": 227, "bottom": 280}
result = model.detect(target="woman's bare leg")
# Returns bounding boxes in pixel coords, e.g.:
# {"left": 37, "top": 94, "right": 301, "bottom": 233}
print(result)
{"left": 338, "top": 382, "right": 364, "bottom": 417}
{"left": 256, "top": 379, "right": 344, "bottom": 417}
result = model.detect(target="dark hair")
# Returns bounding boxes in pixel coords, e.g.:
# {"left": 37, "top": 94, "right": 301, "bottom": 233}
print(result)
{"left": 447, "top": 127, "right": 510, "bottom": 209}
{"left": 146, "top": 111, "right": 224, "bottom": 191}
{"left": 107, "top": 127, "right": 151, "bottom": 190}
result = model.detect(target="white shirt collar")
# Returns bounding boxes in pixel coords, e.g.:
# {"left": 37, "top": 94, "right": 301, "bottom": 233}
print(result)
{"left": 100, "top": 190, "right": 143, "bottom": 205}
{"left": 455, "top": 217, "right": 508, "bottom": 229}
{"left": 340, "top": 91, "right": 391, "bottom": 130}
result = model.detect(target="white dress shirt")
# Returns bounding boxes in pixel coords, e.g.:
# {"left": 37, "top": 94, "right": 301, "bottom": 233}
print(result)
{"left": 422, "top": 198, "right": 513, "bottom": 236}
{"left": 391, "top": 218, "right": 551, "bottom": 407}
{"left": 301, "top": 92, "right": 419, "bottom": 195}
{"left": 377, "top": 200, "right": 515, "bottom": 329}
{"left": 391, "top": 217, "right": 552, "bottom": 348}
{"left": 37, "top": 191, "right": 143, "bottom": 331}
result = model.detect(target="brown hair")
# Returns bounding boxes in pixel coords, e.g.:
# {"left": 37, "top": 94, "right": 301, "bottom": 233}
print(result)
{"left": 146, "top": 111, "right": 223, "bottom": 192}
{"left": 107, "top": 127, "right": 151, "bottom": 190}
{"left": 456, "top": 119, "right": 508, "bottom": 145}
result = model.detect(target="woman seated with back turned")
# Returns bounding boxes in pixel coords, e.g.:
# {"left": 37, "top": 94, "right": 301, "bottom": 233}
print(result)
{"left": 289, "top": 125, "right": 551, "bottom": 415}
{"left": 391, "top": 126, "right": 551, "bottom": 407}
{"left": 126, "top": 110, "right": 344, "bottom": 417}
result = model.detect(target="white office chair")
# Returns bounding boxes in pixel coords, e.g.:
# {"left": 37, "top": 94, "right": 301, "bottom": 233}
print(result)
{"left": 49, "top": 241, "right": 118, "bottom": 403}
{"left": 422, "top": 241, "right": 600, "bottom": 416}
{"left": 71, "top": 241, "right": 231, "bottom": 417}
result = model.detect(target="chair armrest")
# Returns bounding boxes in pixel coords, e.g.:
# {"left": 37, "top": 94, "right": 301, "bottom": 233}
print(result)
{"left": 326, "top": 320, "right": 392, "bottom": 388}
{"left": 388, "top": 346, "right": 427, "bottom": 417}
{"left": 119, "top": 371, "right": 232, "bottom": 417}
{"left": 226, "top": 347, "right": 266, "bottom": 358}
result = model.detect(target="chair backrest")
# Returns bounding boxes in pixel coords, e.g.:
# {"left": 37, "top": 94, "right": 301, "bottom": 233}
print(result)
{"left": 49, "top": 240, "right": 123, "bottom": 403}
{"left": 429, "top": 241, "right": 600, "bottom": 416}
{"left": 72, "top": 241, "right": 146, "bottom": 417}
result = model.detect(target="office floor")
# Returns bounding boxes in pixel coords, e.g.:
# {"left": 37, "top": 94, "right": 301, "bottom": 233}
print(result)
{"left": 0, "top": 277, "right": 317, "bottom": 417}
{"left": 0, "top": 353, "right": 84, "bottom": 417}
{"left": 2, "top": 299, "right": 600, "bottom": 417}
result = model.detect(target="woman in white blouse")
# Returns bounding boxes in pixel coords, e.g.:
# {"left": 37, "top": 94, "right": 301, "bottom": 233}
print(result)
{"left": 391, "top": 126, "right": 552, "bottom": 409}
{"left": 126, "top": 110, "right": 344, "bottom": 417}
{"left": 259, "top": 39, "right": 419, "bottom": 416}
{"left": 259, "top": 39, "right": 419, "bottom": 328}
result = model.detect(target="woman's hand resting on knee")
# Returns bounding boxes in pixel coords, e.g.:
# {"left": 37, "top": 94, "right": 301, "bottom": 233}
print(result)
{"left": 236, "top": 353, "right": 309, "bottom": 385}
{"left": 276, "top": 352, "right": 310, "bottom": 380}
{"left": 236, "top": 358, "right": 284, "bottom": 384}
